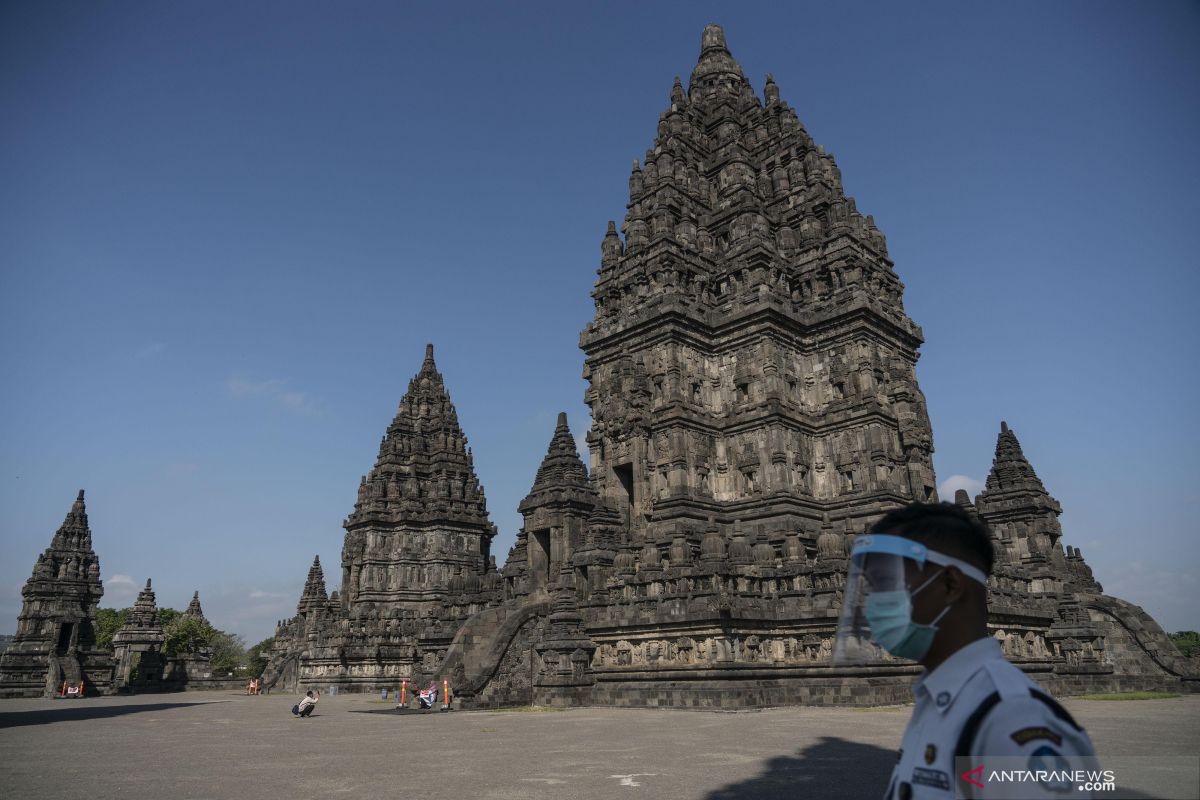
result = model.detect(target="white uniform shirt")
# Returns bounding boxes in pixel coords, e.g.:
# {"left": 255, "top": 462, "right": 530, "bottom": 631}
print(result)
{"left": 885, "top": 637, "right": 1097, "bottom": 800}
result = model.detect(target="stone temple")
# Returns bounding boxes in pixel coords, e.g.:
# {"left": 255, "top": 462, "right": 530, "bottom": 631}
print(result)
{"left": 7, "top": 25, "right": 1189, "bottom": 704}
{"left": 0, "top": 492, "right": 218, "bottom": 697}
{"left": 259, "top": 25, "right": 1196, "bottom": 707}
{"left": 0, "top": 491, "right": 111, "bottom": 697}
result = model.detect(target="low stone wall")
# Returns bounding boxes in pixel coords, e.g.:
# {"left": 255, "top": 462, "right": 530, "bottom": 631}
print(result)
{"left": 181, "top": 678, "right": 254, "bottom": 691}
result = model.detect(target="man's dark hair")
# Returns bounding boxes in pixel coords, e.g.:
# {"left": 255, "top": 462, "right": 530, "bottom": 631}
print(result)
{"left": 869, "top": 502, "right": 995, "bottom": 576}
{"left": 306, "top": 690, "right": 314, "bottom": 697}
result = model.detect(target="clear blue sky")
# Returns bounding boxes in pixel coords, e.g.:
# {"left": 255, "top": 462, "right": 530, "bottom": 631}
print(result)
{"left": 2, "top": 1, "right": 1197, "bottom": 645}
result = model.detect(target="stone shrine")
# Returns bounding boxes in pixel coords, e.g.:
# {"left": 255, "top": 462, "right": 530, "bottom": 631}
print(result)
{"left": 261, "top": 347, "right": 502, "bottom": 691}
{"left": 93, "top": 24, "right": 1196, "bottom": 707}
{"left": 1, "top": 495, "right": 221, "bottom": 696}
{"left": 111, "top": 579, "right": 166, "bottom": 691}
{"left": 0, "top": 491, "right": 110, "bottom": 697}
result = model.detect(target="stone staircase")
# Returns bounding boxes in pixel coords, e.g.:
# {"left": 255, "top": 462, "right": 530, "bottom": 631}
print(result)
{"left": 436, "top": 591, "right": 551, "bottom": 707}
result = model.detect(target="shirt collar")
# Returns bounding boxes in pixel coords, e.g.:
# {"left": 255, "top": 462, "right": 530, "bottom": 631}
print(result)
{"left": 913, "top": 636, "right": 1003, "bottom": 714}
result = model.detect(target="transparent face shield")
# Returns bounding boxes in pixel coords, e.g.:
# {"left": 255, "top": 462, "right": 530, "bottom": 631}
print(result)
{"left": 832, "top": 533, "right": 988, "bottom": 665}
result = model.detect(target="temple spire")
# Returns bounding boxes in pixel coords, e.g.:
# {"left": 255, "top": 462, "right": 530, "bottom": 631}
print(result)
{"left": 983, "top": 420, "right": 1049, "bottom": 495}
{"left": 297, "top": 556, "right": 329, "bottom": 615}
{"left": 523, "top": 414, "right": 590, "bottom": 497}
{"left": 670, "top": 76, "right": 685, "bottom": 105}
{"left": 185, "top": 590, "right": 205, "bottom": 620}
{"left": 52, "top": 489, "right": 91, "bottom": 550}
{"left": 975, "top": 420, "right": 1065, "bottom": 582}
{"left": 519, "top": 412, "right": 596, "bottom": 515}
{"left": 353, "top": 344, "right": 494, "bottom": 534}
{"left": 123, "top": 579, "right": 161, "bottom": 629}
{"left": 689, "top": 23, "right": 748, "bottom": 102}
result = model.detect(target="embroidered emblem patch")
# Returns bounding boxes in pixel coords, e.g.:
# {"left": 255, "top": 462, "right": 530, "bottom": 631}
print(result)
{"left": 1011, "top": 726, "right": 1063, "bottom": 747}
{"left": 1028, "top": 745, "right": 1073, "bottom": 792}
{"left": 924, "top": 744, "right": 937, "bottom": 765}
{"left": 912, "top": 767, "right": 951, "bottom": 790}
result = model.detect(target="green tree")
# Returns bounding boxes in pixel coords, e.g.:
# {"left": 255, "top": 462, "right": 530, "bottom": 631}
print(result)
{"left": 210, "top": 631, "right": 246, "bottom": 677}
{"left": 162, "top": 615, "right": 216, "bottom": 657}
{"left": 94, "top": 607, "right": 129, "bottom": 650}
{"left": 157, "top": 607, "right": 182, "bottom": 630}
{"left": 1168, "top": 631, "right": 1200, "bottom": 658}
{"left": 246, "top": 637, "right": 275, "bottom": 678}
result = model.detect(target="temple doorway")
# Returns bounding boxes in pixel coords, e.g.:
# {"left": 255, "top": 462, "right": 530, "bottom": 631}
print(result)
{"left": 531, "top": 529, "right": 551, "bottom": 590}
{"left": 56, "top": 622, "right": 74, "bottom": 655}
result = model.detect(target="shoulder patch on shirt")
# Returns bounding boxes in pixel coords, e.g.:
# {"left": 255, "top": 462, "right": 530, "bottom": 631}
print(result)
{"left": 1010, "top": 725, "right": 1063, "bottom": 747}
{"left": 911, "top": 767, "right": 951, "bottom": 790}
{"left": 1028, "top": 745, "right": 1073, "bottom": 792}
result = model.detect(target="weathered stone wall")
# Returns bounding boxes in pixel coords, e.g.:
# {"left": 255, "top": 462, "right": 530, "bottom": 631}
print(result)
{"left": 476, "top": 616, "right": 546, "bottom": 708}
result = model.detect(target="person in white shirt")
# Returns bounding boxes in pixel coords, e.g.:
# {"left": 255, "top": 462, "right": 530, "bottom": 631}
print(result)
{"left": 833, "top": 502, "right": 1099, "bottom": 799}
{"left": 293, "top": 689, "right": 319, "bottom": 718}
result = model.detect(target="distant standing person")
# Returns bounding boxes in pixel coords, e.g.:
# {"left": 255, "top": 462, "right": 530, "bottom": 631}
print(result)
{"left": 292, "top": 689, "right": 319, "bottom": 718}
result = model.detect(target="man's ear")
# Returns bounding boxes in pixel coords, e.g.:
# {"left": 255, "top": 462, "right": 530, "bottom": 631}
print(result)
{"left": 943, "top": 565, "right": 969, "bottom": 605}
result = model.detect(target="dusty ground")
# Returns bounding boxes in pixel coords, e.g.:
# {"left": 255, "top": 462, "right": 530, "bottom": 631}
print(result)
{"left": 0, "top": 692, "right": 1197, "bottom": 799}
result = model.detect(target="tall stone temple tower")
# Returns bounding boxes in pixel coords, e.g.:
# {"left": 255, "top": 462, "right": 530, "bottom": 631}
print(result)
{"left": 0, "top": 491, "right": 111, "bottom": 697}
{"left": 264, "top": 346, "right": 502, "bottom": 690}
{"left": 340, "top": 344, "right": 496, "bottom": 613}
{"left": 582, "top": 22, "right": 935, "bottom": 554}
{"left": 263, "top": 25, "right": 1196, "bottom": 704}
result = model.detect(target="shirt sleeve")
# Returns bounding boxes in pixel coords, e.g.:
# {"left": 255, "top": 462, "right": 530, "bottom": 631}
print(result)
{"left": 972, "top": 696, "right": 1098, "bottom": 799}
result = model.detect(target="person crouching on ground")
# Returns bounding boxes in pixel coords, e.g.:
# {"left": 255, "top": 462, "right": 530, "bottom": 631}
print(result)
{"left": 292, "top": 690, "right": 319, "bottom": 718}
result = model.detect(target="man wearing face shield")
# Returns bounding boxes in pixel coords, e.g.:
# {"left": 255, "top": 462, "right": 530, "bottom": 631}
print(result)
{"left": 834, "top": 503, "right": 1097, "bottom": 799}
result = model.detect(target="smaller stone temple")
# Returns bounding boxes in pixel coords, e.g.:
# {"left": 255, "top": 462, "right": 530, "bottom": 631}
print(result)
{"left": 0, "top": 491, "right": 111, "bottom": 697}
{"left": 0, "top": 492, "right": 222, "bottom": 696}
{"left": 164, "top": 590, "right": 215, "bottom": 685}
{"left": 261, "top": 345, "right": 505, "bottom": 692}
{"left": 111, "top": 579, "right": 166, "bottom": 691}
{"left": 185, "top": 590, "right": 205, "bottom": 620}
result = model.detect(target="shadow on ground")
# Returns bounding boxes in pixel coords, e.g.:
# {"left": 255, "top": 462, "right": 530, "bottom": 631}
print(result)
{"left": 705, "top": 735, "right": 895, "bottom": 800}
{"left": 348, "top": 707, "right": 452, "bottom": 716}
{"left": 0, "top": 701, "right": 223, "bottom": 729}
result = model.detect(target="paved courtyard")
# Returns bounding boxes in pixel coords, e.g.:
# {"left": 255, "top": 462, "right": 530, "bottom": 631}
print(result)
{"left": 1, "top": 692, "right": 1197, "bottom": 799}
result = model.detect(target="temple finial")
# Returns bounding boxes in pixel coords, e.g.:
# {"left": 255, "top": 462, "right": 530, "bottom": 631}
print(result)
{"left": 689, "top": 24, "right": 747, "bottom": 100}
{"left": 700, "top": 23, "right": 727, "bottom": 53}
{"left": 764, "top": 73, "right": 780, "bottom": 106}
